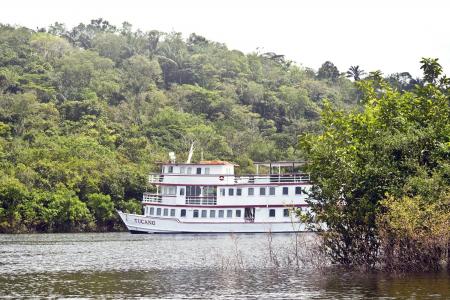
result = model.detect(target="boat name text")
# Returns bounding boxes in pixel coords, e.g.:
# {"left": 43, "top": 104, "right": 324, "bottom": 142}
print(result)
{"left": 134, "top": 218, "right": 155, "bottom": 225}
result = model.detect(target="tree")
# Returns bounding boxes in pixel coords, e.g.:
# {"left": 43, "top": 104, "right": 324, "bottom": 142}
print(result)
{"left": 0, "top": 176, "right": 29, "bottom": 232}
{"left": 317, "top": 61, "right": 340, "bottom": 82}
{"left": 420, "top": 57, "right": 442, "bottom": 84}
{"left": 346, "top": 65, "right": 365, "bottom": 81}
{"left": 87, "top": 193, "right": 115, "bottom": 229}
{"left": 121, "top": 54, "right": 162, "bottom": 94}
{"left": 92, "top": 32, "right": 129, "bottom": 63}
{"left": 46, "top": 187, "right": 93, "bottom": 232}
{"left": 300, "top": 58, "right": 450, "bottom": 270}
{"left": 386, "top": 72, "right": 414, "bottom": 91}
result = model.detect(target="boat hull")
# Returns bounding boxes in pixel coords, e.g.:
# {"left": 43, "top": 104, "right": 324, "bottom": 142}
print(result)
{"left": 117, "top": 211, "right": 307, "bottom": 233}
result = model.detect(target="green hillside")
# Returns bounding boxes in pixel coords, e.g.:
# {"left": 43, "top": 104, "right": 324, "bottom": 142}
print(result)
{"left": 0, "top": 19, "right": 365, "bottom": 232}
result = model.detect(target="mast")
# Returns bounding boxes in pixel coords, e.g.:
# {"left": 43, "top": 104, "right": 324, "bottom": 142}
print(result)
{"left": 186, "top": 142, "right": 194, "bottom": 163}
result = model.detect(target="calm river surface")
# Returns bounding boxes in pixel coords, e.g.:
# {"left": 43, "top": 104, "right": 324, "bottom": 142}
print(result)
{"left": 0, "top": 233, "right": 449, "bottom": 299}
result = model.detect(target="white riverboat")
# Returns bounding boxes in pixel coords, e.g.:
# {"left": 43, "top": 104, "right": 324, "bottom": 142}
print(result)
{"left": 118, "top": 156, "right": 312, "bottom": 233}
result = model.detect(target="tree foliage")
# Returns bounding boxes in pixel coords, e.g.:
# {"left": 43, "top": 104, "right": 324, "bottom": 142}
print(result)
{"left": 300, "top": 58, "right": 450, "bottom": 270}
{"left": 0, "top": 20, "right": 359, "bottom": 232}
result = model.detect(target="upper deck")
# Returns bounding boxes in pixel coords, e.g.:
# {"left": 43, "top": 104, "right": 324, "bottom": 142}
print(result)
{"left": 148, "top": 160, "right": 310, "bottom": 186}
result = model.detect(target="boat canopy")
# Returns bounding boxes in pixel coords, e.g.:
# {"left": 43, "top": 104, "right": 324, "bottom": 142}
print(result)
{"left": 253, "top": 161, "right": 306, "bottom": 175}
{"left": 253, "top": 161, "right": 306, "bottom": 168}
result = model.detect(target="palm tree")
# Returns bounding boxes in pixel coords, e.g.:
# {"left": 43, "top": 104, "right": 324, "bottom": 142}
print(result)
{"left": 346, "top": 65, "right": 366, "bottom": 81}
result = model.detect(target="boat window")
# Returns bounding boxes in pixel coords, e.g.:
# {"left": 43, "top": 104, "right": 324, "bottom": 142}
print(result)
{"left": 187, "top": 167, "right": 192, "bottom": 174}
{"left": 203, "top": 186, "right": 217, "bottom": 197}
{"left": 227, "top": 210, "right": 232, "bottom": 218}
{"left": 229, "top": 188, "right": 234, "bottom": 196}
{"left": 170, "top": 209, "right": 176, "bottom": 217}
{"left": 218, "top": 210, "right": 224, "bottom": 218}
{"left": 168, "top": 166, "right": 173, "bottom": 173}
{"left": 162, "top": 186, "right": 176, "bottom": 196}
{"left": 283, "top": 187, "right": 289, "bottom": 195}
{"left": 150, "top": 207, "right": 154, "bottom": 215}
{"left": 201, "top": 210, "right": 207, "bottom": 218}
{"left": 156, "top": 208, "right": 162, "bottom": 216}
{"left": 196, "top": 167, "right": 202, "bottom": 174}
{"left": 180, "top": 166, "right": 185, "bottom": 174}
{"left": 295, "top": 186, "right": 302, "bottom": 195}
{"left": 260, "top": 187, "right": 266, "bottom": 196}
{"left": 180, "top": 188, "right": 185, "bottom": 196}
{"left": 193, "top": 210, "right": 199, "bottom": 218}
{"left": 170, "top": 187, "right": 176, "bottom": 195}
{"left": 163, "top": 208, "right": 168, "bottom": 216}
{"left": 205, "top": 167, "right": 210, "bottom": 174}
{"left": 269, "top": 209, "right": 276, "bottom": 217}
{"left": 220, "top": 188, "right": 225, "bottom": 196}
{"left": 248, "top": 188, "right": 254, "bottom": 196}
{"left": 180, "top": 209, "right": 186, "bottom": 217}
{"left": 210, "top": 210, "right": 216, "bottom": 218}
{"left": 236, "top": 188, "right": 242, "bottom": 196}
{"left": 187, "top": 186, "right": 201, "bottom": 196}
{"left": 269, "top": 187, "right": 276, "bottom": 195}
{"left": 236, "top": 210, "right": 241, "bottom": 217}
{"left": 283, "top": 209, "right": 289, "bottom": 217}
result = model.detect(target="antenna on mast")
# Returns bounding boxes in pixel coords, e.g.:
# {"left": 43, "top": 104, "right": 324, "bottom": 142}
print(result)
{"left": 168, "top": 152, "right": 176, "bottom": 163}
{"left": 186, "top": 142, "right": 195, "bottom": 163}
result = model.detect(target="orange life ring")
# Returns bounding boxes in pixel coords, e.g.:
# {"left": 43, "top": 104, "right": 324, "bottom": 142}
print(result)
{"left": 219, "top": 176, "right": 224, "bottom": 181}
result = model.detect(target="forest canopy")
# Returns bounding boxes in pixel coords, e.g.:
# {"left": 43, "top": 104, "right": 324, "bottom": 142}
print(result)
{"left": 0, "top": 19, "right": 424, "bottom": 233}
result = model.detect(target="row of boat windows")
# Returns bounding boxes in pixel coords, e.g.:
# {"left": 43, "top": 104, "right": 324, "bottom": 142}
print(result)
{"left": 219, "top": 186, "right": 304, "bottom": 196}
{"left": 164, "top": 186, "right": 305, "bottom": 196}
{"left": 145, "top": 207, "right": 293, "bottom": 218}
{"left": 166, "top": 166, "right": 211, "bottom": 174}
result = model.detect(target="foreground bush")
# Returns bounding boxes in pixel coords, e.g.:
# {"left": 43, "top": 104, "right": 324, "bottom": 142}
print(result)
{"left": 378, "top": 194, "right": 450, "bottom": 272}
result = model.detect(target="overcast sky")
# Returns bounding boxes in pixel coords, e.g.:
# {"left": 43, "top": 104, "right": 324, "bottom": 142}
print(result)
{"left": 2, "top": 0, "right": 449, "bottom": 77}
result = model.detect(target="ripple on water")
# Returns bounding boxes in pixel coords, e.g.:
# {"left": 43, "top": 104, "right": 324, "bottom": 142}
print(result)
{"left": 0, "top": 232, "right": 449, "bottom": 299}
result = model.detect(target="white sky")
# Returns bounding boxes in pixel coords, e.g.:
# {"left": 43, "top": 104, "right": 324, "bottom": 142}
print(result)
{"left": 2, "top": 0, "right": 450, "bottom": 77}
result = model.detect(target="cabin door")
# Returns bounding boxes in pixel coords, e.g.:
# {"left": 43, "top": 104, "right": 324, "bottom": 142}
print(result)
{"left": 244, "top": 207, "right": 255, "bottom": 223}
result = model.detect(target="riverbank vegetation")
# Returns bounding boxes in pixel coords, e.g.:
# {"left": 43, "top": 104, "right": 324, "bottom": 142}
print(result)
{"left": 0, "top": 19, "right": 360, "bottom": 233}
{"left": 301, "top": 58, "right": 450, "bottom": 272}
{"left": 0, "top": 20, "right": 448, "bottom": 274}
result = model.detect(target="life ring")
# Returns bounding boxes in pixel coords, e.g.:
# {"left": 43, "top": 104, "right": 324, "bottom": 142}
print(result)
{"left": 219, "top": 176, "right": 224, "bottom": 181}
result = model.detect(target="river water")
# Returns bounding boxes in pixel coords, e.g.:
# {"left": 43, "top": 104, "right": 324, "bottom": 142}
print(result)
{"left": 0, "top": 233, "right": 448, "bottom": 299}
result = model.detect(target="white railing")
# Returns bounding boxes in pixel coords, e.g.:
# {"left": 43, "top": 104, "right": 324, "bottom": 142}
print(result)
{"left": 149, "top": 174, "right": 164, "bottom": 183}
{"left": 185, "top": 196, "right": 217, "bottom": 205}
{"left": 142, "top": 192, "right": 162, "bottom": 203}
{"left": 148, "top": 173, "right": 310, "bottom": 184}
{"left": 232, "top": 173, "right": 310, "bottom": 184}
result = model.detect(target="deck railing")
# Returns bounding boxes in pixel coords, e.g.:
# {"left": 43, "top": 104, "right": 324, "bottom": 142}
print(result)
{"left": 142, "top": 193, "right": 217, "bottom": 205}
{"left": 185, "top": 196, "right": 217, "bottom": 205}
{"left": 142, "top": 192, "right": 162, "bottom": 203}
{"left": 233, "top": 174, "right": 310, "bottom": 184}
{"left": 148, "top": 174, "right": 164, "bottom": 183}
{"left": 148, "top": 173, "right": 310, "bottom": 184}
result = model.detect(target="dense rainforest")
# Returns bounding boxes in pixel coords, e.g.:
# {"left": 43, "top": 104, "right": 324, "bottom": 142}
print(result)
{"left": 0, "top": 19, "right": 363, "bottom": 233}
{"left": 1, "top": 17, "right": 447, "bottom": 270}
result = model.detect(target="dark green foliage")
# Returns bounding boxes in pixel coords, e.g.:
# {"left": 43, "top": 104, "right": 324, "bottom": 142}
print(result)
{"left": 317, "top": 61, "right": 341, "bottom": 82}
{"left": 0, "top": 20, "right": 359, "bottom": 232}
{"left": 346, "top": 65, "right": 365, "bottom": 81}
{"left": 300, "top": 58, "right": 450, "bottom": 270}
